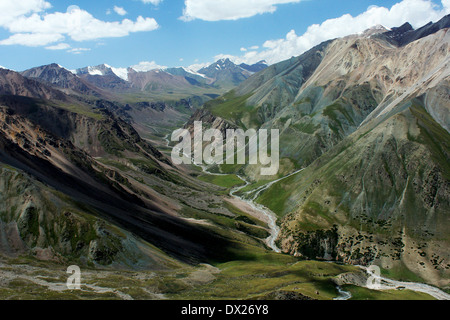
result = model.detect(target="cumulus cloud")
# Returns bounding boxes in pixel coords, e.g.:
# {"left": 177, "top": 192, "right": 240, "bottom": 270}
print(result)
{"left": 217, "top": 0, "right": 450, "bottom": 65}
{"left": 131, "top": 61, "right": 166, "bottom": 72}
{"left": 0, "top": 0, "right": 51, "bottom": 27}
{"left": 113, "top": 6, "right": 127, "bottom": 16}
{"left": 181, "top": 0, "right": 302, "bottom": 21}
{"left": 0, "top": 1, "right": 159, "bottom": 48}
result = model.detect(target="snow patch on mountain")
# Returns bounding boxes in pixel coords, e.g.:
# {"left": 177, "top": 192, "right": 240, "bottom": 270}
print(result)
{"left": 181, "top": 67, "right": 207, "bottom": 78}
{"left": 111, "top": 67, "right": 129, "bottom": 81}
{"left": 87, "top": 67, "right": 103, "bottom": 76}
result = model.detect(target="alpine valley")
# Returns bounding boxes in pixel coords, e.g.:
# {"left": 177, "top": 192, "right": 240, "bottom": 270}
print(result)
{"left": 0, "top": 15, "right": 449, "bottom": 301}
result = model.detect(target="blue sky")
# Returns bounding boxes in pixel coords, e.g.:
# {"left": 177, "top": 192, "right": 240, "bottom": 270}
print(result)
{"left": 0, "top": 0, "right": 448, "bottom": 71}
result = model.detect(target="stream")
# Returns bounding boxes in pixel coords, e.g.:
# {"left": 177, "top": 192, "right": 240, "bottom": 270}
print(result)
{"left": 360, "top": 266, "right": 450, "bottom": 300}
{"left": 229, "top": 169, "right": 304, "bottom": 253}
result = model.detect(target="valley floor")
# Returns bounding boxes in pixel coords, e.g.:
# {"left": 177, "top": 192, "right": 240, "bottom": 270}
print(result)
{"left": 0, "top": 254, "right": 439, "bottom": 300}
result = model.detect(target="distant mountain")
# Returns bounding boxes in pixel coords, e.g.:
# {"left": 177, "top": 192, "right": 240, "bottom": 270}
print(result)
{"left": 76, "top": 64, "right": 129, "bottom": 80}
{"left": 197, "top": 58, "right": 267, "bottom": 89}
{"left": 71, "top": 59, "right": 269, "bottom": 95}
{"left": 239, "top": 60, "right": 268, "bottom": 73}
{"left": 75, "top": 64, "right": 132, "bottom": 92}
{"left": 127, "top": 68, "right": 202, "bottom": 92}
{"left": 164, "top": 67, "right": 213, "bottom": 86}
{"left": 21, "top": 63, "right": 111, "bottom": 98}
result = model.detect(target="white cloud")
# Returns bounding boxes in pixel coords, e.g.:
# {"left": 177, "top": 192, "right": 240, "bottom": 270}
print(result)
{"left": 0, "top": 0, "right": 51, "bottom": 27}
{"left": 0, "top": 32, "right": 64, "bottom": 46}
{"left": 141, "top": 0, "right": 163, "bottom": 4}
{"left": 131, "top": 61, "right": 166, "bottom": 72}
{"left": 443, "top": 0, "right": 450, "bottom": 12}
{"left": 114, "top": 6, "right": 127, "bottom": 16}
{"left": 45, "top": 42, "right": 70, "bottom": 50}
{"left": 0, "top": 2, "right": 159, "bottom": 48}
{"left": 6, "top": 8, "right": 159, "bottom": 42}
{"left": 216, "top": 0, "right": 450, "bottom": 65}
{"left": 240, "top": 45, "right": 260, "bottom": 52}
{"left": 68, "top": 47, "right": 91, "bottom": 55}
{"left": 181, "top": 0, "right": 302, "bottom": 21}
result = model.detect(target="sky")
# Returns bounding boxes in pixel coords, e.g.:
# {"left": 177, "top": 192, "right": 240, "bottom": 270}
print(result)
{"left": 0, "top": 0, "right": 449, "bottom": 72}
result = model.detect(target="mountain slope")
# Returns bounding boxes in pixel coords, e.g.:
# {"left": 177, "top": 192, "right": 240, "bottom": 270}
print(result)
{"left": 196, "top": 17, "right": 450, "bottom": 176}
{"left": 0, "top": 69, "right": 68, "bottom": 102}
{"left": 191, "top": 18, "right": 450, "bottom": 286}
{"left": 239, "top": 60, "right": 269, "bottom": 73}
{"left": 0, "top": 70, "right": 273, "bottom": 267}
{"left": 261, "top": 26, "right": 450, "bottom": 286}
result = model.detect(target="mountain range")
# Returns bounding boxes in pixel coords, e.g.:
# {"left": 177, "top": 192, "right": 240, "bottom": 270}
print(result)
{"left": 72, "top": 59, "right": 268, "bottom": 92}
{"left": 0, "top": 14, "right": 449, "bottom": 299}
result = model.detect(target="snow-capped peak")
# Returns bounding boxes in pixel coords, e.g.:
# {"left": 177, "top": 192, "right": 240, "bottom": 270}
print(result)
{"left": 79, "top": 64, "right": 129, "bottom": 81}
{"left": 111, "top": 67, "right": 129, "bottom": 81}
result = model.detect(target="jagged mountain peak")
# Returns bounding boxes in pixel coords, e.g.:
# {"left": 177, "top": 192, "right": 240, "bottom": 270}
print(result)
{"left": 20, "top": 63, "right": 78, "bottom": 86}
{"left": 20, "top": 63, "right": 114, "bottom": 99}
{"left": 21, "top": 63, "right": 71, "bottom": 75}
{"left": 396, "top": 21, "right": 414, "bottom": 32}
{"left": 211, "top": 58, "right": 238, "bottom": 70}
{"left": 376, "top": 14, "right": 450, "bottom": 47}
{"left": 197, "top": 58, "right": 269, "bottom": 88}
